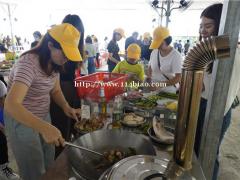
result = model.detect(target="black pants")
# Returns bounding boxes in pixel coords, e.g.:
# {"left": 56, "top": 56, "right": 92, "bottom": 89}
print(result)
{"left": 50, "top": 81, "right": 80, "bottom": 158}
{"left": 96, "top": 53, "right": 100, "bottom": 67}
{"left": 0, "top": 130, "right": 8, "bottom": 164}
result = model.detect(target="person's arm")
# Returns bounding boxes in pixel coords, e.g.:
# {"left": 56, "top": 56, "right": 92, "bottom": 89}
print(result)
{"left": 139, "top": 65, "right": 145, "bottom": 82}
{"left": 107, "top": 41, "right": 119, "bottom": 64}
{"left": 92, "top": 45, "right": 96, "bottom": 57}
{"left": 5, "top": 82, "right": 64, "bottom": 146}
{"left": 50, "top": 78, "right": 81, "bottom": 121}
{"left": 108, "top": 53, "right": 119, "bottom": 64}
{"left": 161, "top": 73, "right": 181, "bottom": 86}
{"left": 112, "top": 63, "right": 119, "bottom": 73}
{"left": 146, "top": 50, "right": 155, "bottom": 80}
{"left": 147, "top": 66, "right": 152, "bottom": 79}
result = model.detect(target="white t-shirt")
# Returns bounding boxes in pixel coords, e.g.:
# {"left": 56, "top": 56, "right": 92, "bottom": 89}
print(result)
{"left": 149, "top": 48, "right": 183, "bottom": 93}
{"left": 201, "top": 71, "right": 212, "bottom": 99}
{"left": 225, "top": 47, "right": 240, "bottom": 114}
{"left": 94, "top": 42, "right": 100, "bottom": 53}
{"left": 81, "top": 59, "right": 88, "bottom": 75}
{"left": 202, "top": 48, "right": 240, "bottom": 115}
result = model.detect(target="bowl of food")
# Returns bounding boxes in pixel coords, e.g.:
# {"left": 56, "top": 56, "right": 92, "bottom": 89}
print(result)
{"left": 74, "top": 116, "right": 105, "bottom": 134}
{"left": 147, "top": 116, "right": 175, "bottom": 145}
{"left": 120, "top": 113, "right": 146, "bottom": 127}
{"left": 148, "top": 127, "right": 174, "bottom": 145}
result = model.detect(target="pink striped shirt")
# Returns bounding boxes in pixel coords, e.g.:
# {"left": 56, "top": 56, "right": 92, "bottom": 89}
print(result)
{"left": 8, "top": 53, "right": 59, "bottom": 119}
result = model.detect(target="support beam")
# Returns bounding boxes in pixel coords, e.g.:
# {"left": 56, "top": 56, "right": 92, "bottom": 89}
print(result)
{"left": 7, "top": 3, "right": 15, "bottom": 51}
{"left": 199, "top": 0, "right": 240, "bottom": 179}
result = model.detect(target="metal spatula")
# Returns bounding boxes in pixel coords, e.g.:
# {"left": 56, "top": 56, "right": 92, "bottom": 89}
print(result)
{"left": 65, "top": 141, "right": 104, "bottom": 157}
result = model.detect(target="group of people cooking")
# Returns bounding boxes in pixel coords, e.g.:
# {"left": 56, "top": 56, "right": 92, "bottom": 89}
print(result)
{"left": 0, "top": 3, "right": 234, "bottom": 180}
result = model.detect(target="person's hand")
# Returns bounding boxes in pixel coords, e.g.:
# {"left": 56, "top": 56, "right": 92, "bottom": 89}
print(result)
{"left": 127, "top": 73, "right": 139, "bottom": 81}
{"left": 150, "top": 86, "right": 158, "bottom": 91}
{"left": 145, "top": 76, "right": 152, "bottom": 83}
{"left": 127, "top": 73, "right": 134, "bottom": 80}
{"left": 40, "top": 123, "right": 65, "bottom": 146}
{"left": 63, "top": 104, "right": 81, "bottom": 121}
{"left": 149, "top": 82, "right": 160, "bottom": 91}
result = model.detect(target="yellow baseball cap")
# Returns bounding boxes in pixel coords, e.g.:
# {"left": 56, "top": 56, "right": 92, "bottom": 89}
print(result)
{"left": 114, "top": 28, "right": 125, "bottom": 38}
{"left": 149, "top": 26, "right": 170, "bottom": 49}
{"left": 48, "top": 23, "right": 82, "bottom": 62}
{"left": 127, "top": 43, "right": 141, "bottom": 60}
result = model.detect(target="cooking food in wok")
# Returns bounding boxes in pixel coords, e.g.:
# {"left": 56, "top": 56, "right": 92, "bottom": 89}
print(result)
{"left": 103, "top": 147, "right": 136, "bottom": 164}
{"left": 95, "top": 147, "right": 137, "bottom": 170}
{"left": 67, "top": 129, "right": 156, "bottom": 180}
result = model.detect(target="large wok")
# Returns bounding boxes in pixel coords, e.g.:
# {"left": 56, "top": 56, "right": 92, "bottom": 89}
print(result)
{"left": 67, "top": 129, "right": 156, "bottom": 180}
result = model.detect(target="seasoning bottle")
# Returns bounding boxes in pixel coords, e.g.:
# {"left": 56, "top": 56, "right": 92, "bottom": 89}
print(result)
{"left": 99, "top": 86, "right": 107, "bottom": 119}
{"left": 112, "top": 95, "right": 123, "bottom": 122}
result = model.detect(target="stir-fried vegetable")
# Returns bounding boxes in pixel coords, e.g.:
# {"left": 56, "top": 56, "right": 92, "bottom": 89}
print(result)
{"left": 103, "top": 147, "right": 137, "bottom": 164}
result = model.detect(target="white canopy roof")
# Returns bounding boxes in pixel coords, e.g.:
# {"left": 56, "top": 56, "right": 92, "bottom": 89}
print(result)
{"left": 0, "top": 0, "right": 222, "bottom": 44}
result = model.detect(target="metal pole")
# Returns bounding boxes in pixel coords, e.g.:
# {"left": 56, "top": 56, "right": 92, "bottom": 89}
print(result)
{"left": 160, "top": 1, "right": 164, "bottom": 26}
{"left": 7, "top": 3, "right": 15, "bottom": 52}
{"left": 165, "top": 0, "right": 171, "bottom": 27}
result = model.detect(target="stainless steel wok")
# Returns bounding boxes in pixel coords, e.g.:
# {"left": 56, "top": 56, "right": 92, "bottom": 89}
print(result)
{"left": 67, "top": 129, "right": 156, "bottom": 180}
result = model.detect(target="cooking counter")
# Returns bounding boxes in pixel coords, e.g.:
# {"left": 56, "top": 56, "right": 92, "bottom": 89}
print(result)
{"left": 41, "top": 141, "right": 206, "bottom": 180}
{"left": 41, "top": 96, "right": 204, "bottom": 180}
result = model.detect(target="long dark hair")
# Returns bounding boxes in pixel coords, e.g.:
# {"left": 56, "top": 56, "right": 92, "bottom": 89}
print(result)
{"left": 200, "top": 3, "right": 223, "bottom": 73}
{"left": 21, "top": 33, "right": 63, "bottom": 75}
{"left": 85, "top": 36, "right": 93, "bottom": 44}
{"left": 62, "top": 14, "right": 84, "bottom": 58}
{"left": 62, "top": 14, "right": 85, "bottom": 72}
{"left": 112, "top": 32, "right": 120, "bottom": 42}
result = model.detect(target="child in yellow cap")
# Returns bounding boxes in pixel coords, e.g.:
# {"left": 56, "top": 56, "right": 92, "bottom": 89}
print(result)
{"left": 112, "top": 43, "right": 144, "bottom": 89}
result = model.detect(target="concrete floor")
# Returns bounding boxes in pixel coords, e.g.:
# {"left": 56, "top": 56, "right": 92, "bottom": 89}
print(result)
{"left": 219, "top": 103, "right": 240, "bottom": 179}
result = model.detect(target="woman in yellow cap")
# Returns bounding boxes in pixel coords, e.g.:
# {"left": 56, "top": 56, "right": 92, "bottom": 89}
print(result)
{"left": 107, "top": 28, "right": 125, "bottom": 72}
{"left": 112, "top": 43, "right": 144, "bottom": 89}
{"left": 147, "top": 26, "right": 182, "bottom": 93}
{"left": 4, "top": 23, "right": 82, "bottom": 180}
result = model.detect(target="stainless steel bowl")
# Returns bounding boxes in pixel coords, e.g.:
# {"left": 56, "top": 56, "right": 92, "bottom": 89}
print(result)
{"left": 148, "top": 127, "right": 174, "bottom": 145}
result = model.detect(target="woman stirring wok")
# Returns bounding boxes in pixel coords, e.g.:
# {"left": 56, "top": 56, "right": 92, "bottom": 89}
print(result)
{"left": 4, "top": 23, "right": 82, "bottom": 180}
